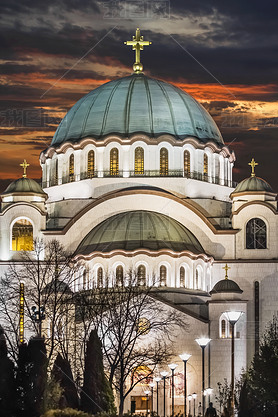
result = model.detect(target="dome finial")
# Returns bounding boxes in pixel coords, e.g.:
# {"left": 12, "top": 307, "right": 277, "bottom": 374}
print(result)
{"left": 248, "top": 158, "right": 258, "bottom": 177}
{"left": 20, "top": 159, "right": 30, "bottom": 178}
{"left": 222, "top": 263, "right": 230, "bottom": 280}
{"left": 124, "top": 28, "right": 152, "bottom": 73}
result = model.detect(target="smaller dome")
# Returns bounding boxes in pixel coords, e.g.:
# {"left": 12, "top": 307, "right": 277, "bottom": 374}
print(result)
{"left": 210, "top": 279, "right": 243, "bottom": 295}
{"left": 42, "top": 279, "right": 72, "bottom": 295}
{"left": 232, "top": 176, "right": 273, "bottom": 194}
{"left": 2, "top": 178, "right": 46, "bottom": 196}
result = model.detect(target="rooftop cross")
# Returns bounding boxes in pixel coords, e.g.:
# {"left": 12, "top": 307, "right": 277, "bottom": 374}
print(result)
{"left": 248, "top": 158, "right": 258, "bottom": 177}
{"left": 223, "top": 263, "right": 230, "bottom": 280}
{"left": 124, "top": 28, "right": 151, "bottom": 74}
{"left": 20, "top": 159, "right": 30, "bottom": 178}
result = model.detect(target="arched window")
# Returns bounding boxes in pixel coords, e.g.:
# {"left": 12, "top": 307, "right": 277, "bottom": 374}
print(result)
{"left": 160, "top": 265, "right": 167, "bottom": 286}
{"left": 83, "top": 270, "right": 88, "bottom": 290}
{"left": 184, "top": 151, "right": 190, "bottom": 177}
{"left": 203, "top": 154, "right": 208, "bottom": 177}
{"left": 180, "top": 266, "right": 185, "bottom": 287}
{"left": 97, "top": 267, "right": 103, "bottom": 287}
{"left": 87, "top": 150, "right": 95, "bottom": 178}
{"left": 53, "top": 159, "right": 58, "bottom": 186}
{"left": 69, "top": 154, "right": 74, "bottom": 182}
{"left": 195, "top": 269, "right": 199, "bottom": 289}
{"left": 215, "top": 157, "right": 220, "bottom": 182}
{"left": 116, "top": 265, "right": 124, "bottom": 286}
{"left": 246, "top": 218, "right": 267, "bottom": 249}
{"left": 138, "top": 265, "right": 146, "bottom": 286}
{"left": 135, "top": 147, "right": 144, "bottom": 175}
{"left": 221, "top": 319, "right": 226, "bottom": 338}
{"left": 12, "top": 219, "right": 33, "bottom": 251}
{"left": 160, "top": 148, "right": 168, "bottom": 176}
{"left": 110, "top": 148, "right": 119, "bottom": 176}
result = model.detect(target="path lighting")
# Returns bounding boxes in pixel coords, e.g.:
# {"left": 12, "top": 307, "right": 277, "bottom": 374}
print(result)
{"left": 154, "top": 377, "right": 161, "bottom": 415}
{"left": 224, "top": 311, "right": 243, "bottom": 417}
{"left": 144, "top": 390, "right": 151, "bottom": 417}
{"left": 206, "top": 387, "right": 213, "bottom": 402}
{"left": 160, "top": 371, "right": 169, "bottom": 417}
{"left": 179, "top": 353, "right": 191, "bottom": 417}
{"left": 149, "top": 382, "right": 155, "bottom": 414}
{"left": 188, "top": 395, "right": 192, "bottom": 417}
{"left": 168, "top": 363, "right": 178, "bottom": 417}
{"left": 192, "top": 393, "right": 197, "bottom": 417}
{"left": 195, "top": 338, "right": 211, "bottom": 417}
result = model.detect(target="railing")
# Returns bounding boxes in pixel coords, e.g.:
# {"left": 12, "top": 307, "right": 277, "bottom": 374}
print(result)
{"left": 42, "top": 171, "right": 237, "bottom": 188}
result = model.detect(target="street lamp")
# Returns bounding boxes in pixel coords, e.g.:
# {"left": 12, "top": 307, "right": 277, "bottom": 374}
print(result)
{"left": 179, "top": 353, "right": 191, "bottom": 417}
{"left": 168, "top": 363, "right": 178, "bottom": 417}
{"left": 192, "top": 393, "right": 197, "bottom": 417}
{"left": 224, "top": 311, "right": 243, "bottom": 416}
{"left": 154, "top": 377, "right": 161, "bottom": 415}
{"left": 195, "top": 338, "right": 211, "bottom": 417}
{"left": 160, "top": 371, "right": 168, "bottom": 417}
{"left": 31, "top": 305, "right": 46, "bottom": 337}
{"left": 144, "top": 390, "right": 151, "bottom": 417}
{"left": 188, "top": 395, "right": 192, "bottom": 417}
{"left": 206, "top": 387, "right": 213, "bottom": 403}
{"left": 149, "top": 382, "right": 155, "bottom": 414}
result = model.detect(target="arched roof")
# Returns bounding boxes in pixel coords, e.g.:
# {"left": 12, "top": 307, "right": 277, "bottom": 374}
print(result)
{"left": 75, "top": 210, "right": 205, "bottom": 255}
{"left": 52, "top": 74, "right": 223, "bottom": 146}
{"left": 2, "top": 177, "right": 47, "bottom": 196}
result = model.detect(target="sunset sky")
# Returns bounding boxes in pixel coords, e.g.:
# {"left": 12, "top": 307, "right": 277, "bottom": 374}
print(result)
{"left": 0, "top": 0, "right": 278, "bottom": 191}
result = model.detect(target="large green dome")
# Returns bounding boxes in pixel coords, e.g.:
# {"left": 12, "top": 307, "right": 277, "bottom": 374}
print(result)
{"left": 76, "top": 210, "right": 204, "bottom": 255}
{"left": 52, "top": 74, "right": 223, "bottom": 146}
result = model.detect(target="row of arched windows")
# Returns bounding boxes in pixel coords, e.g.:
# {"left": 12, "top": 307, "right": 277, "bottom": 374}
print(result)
{"left": 65, "top": 149, "right": 212, "bottom": 180}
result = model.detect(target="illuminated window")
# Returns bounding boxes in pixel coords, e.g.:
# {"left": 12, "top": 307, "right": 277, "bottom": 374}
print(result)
{"left": 246, "top": 218, "right": 267, "bottom": 249}
{"left": 83, "top": 270, "right": 88, "bottom": 290}
{"left": 195, "top": 269, "right": 200, "bottom": 289}
{"left": 160, "top": 265, "right": 167, "bottom": 286}
{"left": 87, "top": 150, "right": 95, "bottom": 178}
{"left": 135, "top": 147, "right": 144, "bottom": 175}
{"left": 97, "top": 267, "right": 103, "bottom": 287}
{"left": 160, "top": 148, "right": 168, "bottom": 176}
{"left": 53, "top": 159, "right": 58, "bottom": 185}
{"left": 184, "top": 151, "right": 190, "bottom": 177}
{"left": 110, "top": 148, "right": 119, "bottom": 176}
{"left": 69, "top": 154, "right": 74, "bottom": 182}
{"left": 136, "top": 317, "right": 151, "bottom": 335}
{"left": 12, "top": 219, "right": 33, "bottom": 251}
{"left": 116, "top": 265, "right": 124, "bottom": 286}
{"left": 132, "top": 365, "right": 152, "bottom": 385}
{"left": 204, "top": 154, "right": 208, "bottom": 176}
{"left": 219, "top": 315, "right": 235, "bottom": 339}
{"left": 138, "top": 264, "right": 146, "bottom": 286}
{"left": 180, "top": 266, "right": 185, "bottom": 287}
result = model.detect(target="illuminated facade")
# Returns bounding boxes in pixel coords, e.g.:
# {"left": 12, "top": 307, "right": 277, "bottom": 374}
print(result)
{"left": 1, "top": 31, "right": 278, "bottom": 415}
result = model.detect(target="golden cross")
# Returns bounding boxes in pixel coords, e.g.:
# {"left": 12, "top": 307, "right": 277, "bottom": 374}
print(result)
{"left": 20, "top": 159, "right": 30, "bottom": 178}
{"left": 124, "top": 28, "right": 152, "bottom": 73}
{"left": 248, "top": 158, "right": 258, "bottom": 177}
{"left": 222, "top": 264, "right": 230, "bottom": 280}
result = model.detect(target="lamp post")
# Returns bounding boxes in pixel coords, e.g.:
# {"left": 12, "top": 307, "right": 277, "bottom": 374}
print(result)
{"left": 160, "top": 371, "right": 168, "bottom": 417}
{"left": 179, "top": 353, "right": 191, "bottom": 417}
{"left": 206, "top": 387, "right": 213, "bottom": 403}
{"left": 195, "top": 338, "right": 211, "bottom": 417}
{"left": 154, "top": 377, "right": 161, "bottom": 415}
{"left": 192, "top": 393, "right": 197, "bottom": 417}
{"left": 224, "top": 311, "right": 243, "bottom": 416}
{"left": 144, "top": 390, "right": 151, "bottom": 417}
{"left": 188, "top": 395, "right": 192, "bottom": 417}
{"left": 149, "top": 382, "right": 155, "bottom": 414}
{"left": 31, "top": 305, "right": 45, "bottom": 337}
{"left": 168, "top": 363, "right": 178, "bottom": 417}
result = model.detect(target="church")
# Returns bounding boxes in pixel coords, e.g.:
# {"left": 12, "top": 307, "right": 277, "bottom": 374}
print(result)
{"left": 0, "top": 29, "right": 277, "bottom": 415}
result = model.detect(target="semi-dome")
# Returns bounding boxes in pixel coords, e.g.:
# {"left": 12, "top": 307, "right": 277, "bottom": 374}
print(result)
{"left": 232, "top": 176, "right": 273, "bottom": 194}
{"left": 2, "top": 177, "right": 47, "bottom": 196}
{"left": 76, "top": 210, "right": 205, "bottom": 255}
{"left": 210, "top": 279, "right": 243, "bottom": 294}
{"left": 52, "top": 74, "right": 223, "bottom": 146}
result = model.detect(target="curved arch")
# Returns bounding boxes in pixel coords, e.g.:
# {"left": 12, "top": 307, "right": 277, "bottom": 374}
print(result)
{"left": 137, "top": 264, "right": 146, "bottom": 286}
{"left": 134, "top": 147, "right": 144, "bottom": 175}
{"left": 69, "top": 153, "right": 74, "bottom": 182}
{"left": 110, "top": 147, "right": 119, "bottom": 176}
{"left": 97, "top": 266, "right": 103, "bottom": 287}
{"left": 184, "top": 150, "right": 191, "bottom": 177}
{"left": 11, "top": 217, "right": 34, "bottom": 251}
{"left": 87, "top": 150, "right": 95, "bottom": 178}
{"left": 160, "top": 148, "right": 168, "bottom": 176}
{"left": 116, "top": 265, "right": 124, "bottom": 286}
{"left": 246, "top": 218, "right": 267, "bottom": 249}
{"left": 159, "top": 265, "right": 167, "bottom": 287}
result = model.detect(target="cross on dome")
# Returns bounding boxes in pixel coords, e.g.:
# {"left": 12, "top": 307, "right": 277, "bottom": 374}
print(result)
{"left": 223, "top": 264, "right": 230, "bottom": 280}
{"left": 124, "top": 28, "right": 151, "bottom": 73}
{"left": 248, "top": 158, "right": 258, "bottom": 177}
{"left": 20, "top": 159, "right": 30, "bottom": 178}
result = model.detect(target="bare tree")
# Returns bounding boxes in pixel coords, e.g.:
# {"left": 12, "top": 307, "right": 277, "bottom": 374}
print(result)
{"left": 0, "top": 239, "right": 80, "bottom": 363}
{"left": 75, "top": 271, "right": 188, "bottom": 415}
